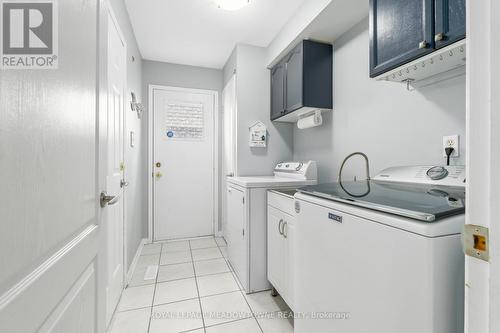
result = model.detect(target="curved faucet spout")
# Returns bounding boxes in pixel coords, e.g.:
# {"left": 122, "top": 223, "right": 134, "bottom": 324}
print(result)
{"left": 338, "top": 152, "right": 371, "bottom": 182}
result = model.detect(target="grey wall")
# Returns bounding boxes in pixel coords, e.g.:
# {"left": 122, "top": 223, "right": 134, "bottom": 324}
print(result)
{"left": 108, "top": 0, "right": 144, "bottom": 269}
{"left": 142, "top": 60, "right": 224, "bottom": 233}
{"left": 231, "top": 44, "right": 294, "bottom": 176}
{"left": 293, "top": 19, "right": 466, "bottom": 182}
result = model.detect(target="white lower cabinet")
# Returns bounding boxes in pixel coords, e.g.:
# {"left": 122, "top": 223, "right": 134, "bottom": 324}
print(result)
{"left": 267, "top": 191, "right": 296, "bottom": 310}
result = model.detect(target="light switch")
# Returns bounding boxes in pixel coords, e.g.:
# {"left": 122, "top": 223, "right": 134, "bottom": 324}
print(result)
{"left": 130, "top": 131, "right": 135, "bottom": 148}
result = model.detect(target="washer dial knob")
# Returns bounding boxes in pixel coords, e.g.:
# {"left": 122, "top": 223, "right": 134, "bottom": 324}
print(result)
{"left": 426, "top": 166, "right": 449, "bottom": 180}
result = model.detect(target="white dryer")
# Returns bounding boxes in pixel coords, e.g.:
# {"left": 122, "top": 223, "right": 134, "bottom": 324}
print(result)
{"left": 225, "top": 161, "right": 317, "bottom": 293}
{"left": 294, "top": 165, "right": 466, "bottom": 333}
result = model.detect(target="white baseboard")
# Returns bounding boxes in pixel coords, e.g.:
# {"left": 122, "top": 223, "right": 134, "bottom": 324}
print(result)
{"left": 125, "top": 238, "right": 147, "bottom": 285}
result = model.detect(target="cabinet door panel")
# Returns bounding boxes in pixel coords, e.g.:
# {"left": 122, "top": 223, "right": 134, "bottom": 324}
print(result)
{"left": 271, "top": 63, "right": 285, "bottom": 120}
{"left": 370, "top": 0, "right": 434, "bottom": 77}
{"left": 267, "top": 206, "right": 284, "bottom": 292}
{"left": 435, "top": 0, "right": 465, "bottom": 49}
{"left": 284, "top": 45, "right": 303, "bottom": 112}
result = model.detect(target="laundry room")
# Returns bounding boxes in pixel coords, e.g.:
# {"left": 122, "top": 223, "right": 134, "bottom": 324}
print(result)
{"left": 1, "top": 1, "right": 497, "bottom": 333}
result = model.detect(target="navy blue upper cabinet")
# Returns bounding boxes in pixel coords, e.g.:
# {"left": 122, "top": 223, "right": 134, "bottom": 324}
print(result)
{"left": 271, "top": 40, "right": 332, "bottom": 121}
{"left": 370, "top": 0, "right": 466, "bottom": 78}
{"left": 270, "top": 60, "right": 285, "bottom": 120}
{"left": 369, "top": 0, "right": 434, "bottom": 78}
{"left": 434, "top": 0, "right": 466, "bottom": 49}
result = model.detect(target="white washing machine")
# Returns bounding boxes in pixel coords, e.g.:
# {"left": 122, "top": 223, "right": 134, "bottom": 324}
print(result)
{"left": 225, "top": 161, "right": 317, "bottom": 293}
{"left": 294, "top": 165, "right": 466, "bottom": 333}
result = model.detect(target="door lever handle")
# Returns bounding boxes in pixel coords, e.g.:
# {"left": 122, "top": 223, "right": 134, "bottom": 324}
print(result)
{"left": 100, "top": 191, "right": 119, "bottom": 208}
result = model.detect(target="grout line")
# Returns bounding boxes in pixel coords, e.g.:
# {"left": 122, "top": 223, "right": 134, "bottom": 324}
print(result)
{"left": 147, "top": 243, "right": 163, "bottom": 333}
{"left": 218, "top": 240, "right": 264, "bottom": 333}
{"left": 189, "top": 239, "right": 207, "bottom": 333}
{"left": 203, "top": 316, "right": 256, "bottom": 330}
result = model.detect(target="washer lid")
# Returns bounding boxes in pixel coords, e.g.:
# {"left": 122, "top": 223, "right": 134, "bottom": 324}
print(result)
{"left": 297, "top": 180, "right": 465, "bottom": 222}
{"left": 227, "top": 176, "right": 316, "bottom": 188}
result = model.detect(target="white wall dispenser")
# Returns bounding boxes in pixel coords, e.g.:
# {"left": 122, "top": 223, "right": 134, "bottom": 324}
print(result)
{"left": 249, "top": 121, "right": 267, "bottom": 147}
{"left": 297, "top": 110, "right": 323, "bottom": 129}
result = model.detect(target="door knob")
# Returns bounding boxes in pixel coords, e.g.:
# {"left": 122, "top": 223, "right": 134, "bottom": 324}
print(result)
{"left": 418, "top": 40, "right": 428, "bottom": 49}
{"left": 435, "top": 32, "right": 445, "bottom": 41}
{"left": 155, "top": 172, "right": 163, "bottom": 179}
{"left": 100, "top": 191, "right": 119, "bottom": 208}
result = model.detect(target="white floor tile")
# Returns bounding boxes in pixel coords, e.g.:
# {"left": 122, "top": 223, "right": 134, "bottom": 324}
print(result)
{"left": 244, "top": 291, "right": 289, "bottom": 315}
{"left": 162, "top": 240, "right": 190, "bottom": 253}
{"left": 200, "top": 291, "right": 252, "bottom": 326}
{"left": 205, "top": 318, "right": 261, "bottom": 333}
{"left": 190, "top": 237, "right": 218, "bottom": 249}
{"left": 154, "top": 278, "right": 198, "bottom": 305}
{"left": 108, "top": 307, "right": 151, "bottom": 333}
{"left": 149, "top": 299, "right": 204, "bottom": 333}
{"left": 194, "top": 258, "right": 230, "bottom": 276}
{"left": 157, "top": 262, "right": 195, "bottom": 282}
{"left": 215, "top": 237, "right": 227, "bottom": 247}
{"left": 128, "top": 264, "right": 157, "bottom": 287}
{"left": 118, "top": 285, "right": 155, "bottom": 312}
{"left": 136, "top": 254, "right": 160, "bottom": 268}
{"left": 160, "top": 250, "right": 192, "bottom": 265}
{"left": 257, "top": 311, "right": 294, "bottom": 333}
{"left": 192, "top": 247, "right": 222, "bottom": 261}
{"left": 141, "top": 243, "right": 162, "bottom": 256}
{"left": 197, "top": 272, "right": 239, "bottom": 297}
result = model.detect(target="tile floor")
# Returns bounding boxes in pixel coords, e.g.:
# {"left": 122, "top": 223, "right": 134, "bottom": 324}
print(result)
{"left": 108, "top": 236, "right": 293, "bottom": 333}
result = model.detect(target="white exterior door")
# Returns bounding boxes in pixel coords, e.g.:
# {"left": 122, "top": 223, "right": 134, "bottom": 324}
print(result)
{"left": 152, "top": 87, "right": 217, "bottom": 241}
{"left": 105, "top": 12, "right": 126, "bottom": 326}
{"left": 0, "top": 0, "right": 101, "bottom": 332}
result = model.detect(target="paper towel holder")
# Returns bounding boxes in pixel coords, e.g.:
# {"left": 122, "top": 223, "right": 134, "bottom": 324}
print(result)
{"left": 297, "top": 110, "right": 323, "bottom": 130}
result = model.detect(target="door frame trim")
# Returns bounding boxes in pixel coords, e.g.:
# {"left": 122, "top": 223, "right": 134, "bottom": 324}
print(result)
{"left": 148, "top": 84, "right": 220, "bottom": 242}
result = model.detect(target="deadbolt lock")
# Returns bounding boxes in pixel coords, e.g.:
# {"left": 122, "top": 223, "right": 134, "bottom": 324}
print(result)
{"left": 156, "top": 162, "right": 162, "bottom": 168}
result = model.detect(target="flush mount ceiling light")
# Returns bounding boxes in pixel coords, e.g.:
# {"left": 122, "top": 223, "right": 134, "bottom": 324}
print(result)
{"left": 214, "top": 0, "right": 251, "bottom": 11}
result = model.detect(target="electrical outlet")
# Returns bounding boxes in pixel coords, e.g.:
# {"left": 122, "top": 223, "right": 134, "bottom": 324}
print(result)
{"left": 443, "top": 135, "right": 460, "bottom": 157}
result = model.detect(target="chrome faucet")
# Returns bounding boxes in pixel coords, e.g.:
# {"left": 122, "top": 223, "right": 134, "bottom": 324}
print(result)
{"left": 338, "top": 152, "right": 371, "bottom": 182}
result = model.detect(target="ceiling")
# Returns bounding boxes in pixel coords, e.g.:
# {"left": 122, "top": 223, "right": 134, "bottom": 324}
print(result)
{"left": 125, "top": 0, "right": 307, "bottom": 69}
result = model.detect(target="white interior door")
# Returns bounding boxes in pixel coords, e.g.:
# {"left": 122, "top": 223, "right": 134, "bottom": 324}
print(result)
{"left": 105, "top": 12, "right": 126, "bottom": 326}
{"left": 0, "top": 0, "right": 100, "bottom": 332}
{"left": 153, "top": 87, "right": 216, "bottom": 241}
{"left": 222, "top": 76, "right": 237, "bottom": 237}
{"left": 465, "top": 1, "right": 500, "bottom": 332}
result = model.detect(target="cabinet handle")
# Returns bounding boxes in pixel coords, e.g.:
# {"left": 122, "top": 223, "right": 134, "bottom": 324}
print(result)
{"left": 435, "top": 32, "right": 445, "bottom": 42}
{"left": 278, "top": 219, "right": 284, "bottom": 235}
{"left": 418, "top": 40, "right": 428, "bottom": 49}
{"left": 283, "top": 222, "right": 288, "bottom": 238}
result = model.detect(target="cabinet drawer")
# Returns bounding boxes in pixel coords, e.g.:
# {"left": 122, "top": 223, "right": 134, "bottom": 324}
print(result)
{"left": 268, "top": 191, "right": 295, "bottom": 217}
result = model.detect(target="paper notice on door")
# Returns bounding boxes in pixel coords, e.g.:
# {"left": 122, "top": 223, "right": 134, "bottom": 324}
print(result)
{"left": 165, "top": 102, "right": 204, "bottom": 140}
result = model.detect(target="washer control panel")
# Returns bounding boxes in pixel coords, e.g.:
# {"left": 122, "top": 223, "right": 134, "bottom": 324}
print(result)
{"left": 274, "top": 161, "right": 318, "bottom": 180}
{"left": 374, "top": 165, "right": 466, "bottom": 187}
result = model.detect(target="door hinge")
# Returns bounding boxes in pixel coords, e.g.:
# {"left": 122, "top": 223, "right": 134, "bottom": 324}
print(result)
{"left": 120, "top": 162, "right": 125, "bottom": 171}
{"left": 242, "top": 229, "right": 245, "bottom": 237}
{"left": 242, "top": 197, "right": 245, "bottom": 204}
